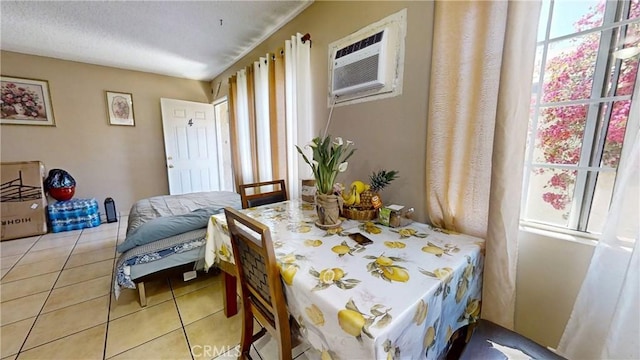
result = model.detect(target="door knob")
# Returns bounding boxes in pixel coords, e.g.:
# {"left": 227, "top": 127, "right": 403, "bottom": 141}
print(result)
{"left": 168, "top": 165, "right": 174, "bottom": 168}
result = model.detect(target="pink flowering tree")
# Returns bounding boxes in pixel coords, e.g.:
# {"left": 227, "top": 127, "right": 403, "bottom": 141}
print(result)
{"left": 537, "top": 0, "right": 639, "bottom": 215}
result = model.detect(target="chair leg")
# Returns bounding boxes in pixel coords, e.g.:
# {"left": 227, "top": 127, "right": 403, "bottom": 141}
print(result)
{"left": 239, "top": 307, "right": 254, "bottom": 359}
{"left": 138, "top": 282, "right": 147, "bottom": 307}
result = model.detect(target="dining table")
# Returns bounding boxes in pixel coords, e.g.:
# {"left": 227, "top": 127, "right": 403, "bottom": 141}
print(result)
{"left": 205, "top": 200, "right": 485, "bottom": 360}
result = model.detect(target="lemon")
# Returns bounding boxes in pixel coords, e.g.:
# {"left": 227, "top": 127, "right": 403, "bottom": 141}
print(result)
{"left": 321, "top": 350, "right": 333, "bottom": 360}
{"left": 381, "top": 266, "right": 410, "bottom": 282}
{"left": 280, "top": 265, "right": 297, "bottom": 285}
{"left": 375, "top": 256, "right": 394, "bottom": 267}
{"left": 337, "top": 309, "right": 366, "bottom": 337}
{"left": 218, "top": 244, "right": 230, "bottom": 258}
{"left": 433, "top": 267, "right": 453, "bottom": 280}
{"left": 298, "top": 225, "right": 312, "bottom": 233}
{"left": 305, "top": 304, "right": 325, "bottom": 326}
{"left": 332, "top": 245, "right": 350, "bottom": 255}
{"left": 385, "top": 241, "right": 406, "bottom": 248}
{"left": 281, "top": 254, "right": 297, "bottom": 264}
{"left": 422, "top": 246, "right": 444, "bottom": 256}
{"left": 424, "top": 326, "right": 435, "bottom": 348}
{"left": 326, "top": 227, "right": 344, "bottom": 235}
{"left": 465, "top": 299, "right": 480, "bottom": 318}
{"left": 319, "top": 269, "right": 336, "bottom": 284}
{"left": 332, "top": 267, "right": 345, "bottom": 281}
{"left": 304, "top": 239, "right": 323, "bottom": 247}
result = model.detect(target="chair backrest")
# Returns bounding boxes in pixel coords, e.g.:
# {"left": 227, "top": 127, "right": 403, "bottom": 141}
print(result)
{"left": 223, "top": 207, "right": 294, "bottom": 356}
{"left": 239, "top": 180, "right": 288, "bottom": 209}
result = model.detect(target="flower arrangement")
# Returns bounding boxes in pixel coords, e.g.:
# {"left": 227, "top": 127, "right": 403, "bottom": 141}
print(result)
{"left": 0, "top": 82, "right": 43, "bottom": 118}
{"left": 296, "top": 135, "right": 356, "bottom": 195}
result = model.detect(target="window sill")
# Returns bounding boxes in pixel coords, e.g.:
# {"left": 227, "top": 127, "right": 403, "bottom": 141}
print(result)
{"left": 519, "top": 221, "right": 598, "bottom": 247}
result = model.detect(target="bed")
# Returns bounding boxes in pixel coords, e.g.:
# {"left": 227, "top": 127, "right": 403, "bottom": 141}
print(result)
{"left": 113, "top": 191, "right": 241, "bottom": 305}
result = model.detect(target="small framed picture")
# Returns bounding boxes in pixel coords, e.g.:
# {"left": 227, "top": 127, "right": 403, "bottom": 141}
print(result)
{"left": 106, "top": 91, "right": 135, "bottom": 126}
{"left": 1, "top": 76, "right": 55, "bottom": 126}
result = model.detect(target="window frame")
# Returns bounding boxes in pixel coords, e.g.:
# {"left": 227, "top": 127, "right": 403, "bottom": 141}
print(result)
{"left": 521, "top": 0, "right": 639, "bottom": 234}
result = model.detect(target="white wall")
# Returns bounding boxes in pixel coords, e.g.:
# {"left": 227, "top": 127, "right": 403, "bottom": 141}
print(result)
{"left": 515, "top": 229, "right": 595, "bottom": 348}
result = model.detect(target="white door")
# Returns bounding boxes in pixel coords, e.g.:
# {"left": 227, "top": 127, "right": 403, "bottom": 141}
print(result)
{"left": 161, "top": 98, "right": 221, "bottom": 195}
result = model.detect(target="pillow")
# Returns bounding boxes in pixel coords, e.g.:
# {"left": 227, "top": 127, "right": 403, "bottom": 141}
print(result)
{"left": 117, "top": 206, "right": 223, "bottom": 253}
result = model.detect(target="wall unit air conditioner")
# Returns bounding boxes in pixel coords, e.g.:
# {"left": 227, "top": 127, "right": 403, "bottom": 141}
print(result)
{"left": 331, "top": 29, "right": 389, "bottom": 96}
{"left": 328, "top": 9, "right": 406, "bottom": 105}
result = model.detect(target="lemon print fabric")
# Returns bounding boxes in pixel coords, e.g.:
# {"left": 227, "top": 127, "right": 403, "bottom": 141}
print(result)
{"left": 331, "top": 241, "right": 365, "bottom": 257}
{"left": 365, "top": 254, "right": 410, "bottom": 283}
{"left": 324, "top": 226, "right": 347, "bottom": 237}
{"left": 383, "top": 339, "right": 401, "bottom": 360}
{"left": 421, "top": 241, "right": 460, "bottom": 257}
{"left": 309, "top": 267, "right": 360, "bottom": 290}
{"left": 217, "top": 243, "right": 231, "bottom": 261}
{"left": 338, "top": 299, "right": 392, "bottom": 342}
{"left": 412, "top": 299, "right": 428, "bottom": 326}
{"left": 305, "top": 304, "right": 325, "bottom": 326}
{"left": 458, "top": 298, "right": 481, "bottom": 322}
{"left": 304, "top": 239, "right": 323, "bottom": 247}
{"left": 391, "top": 227, "right": 428, "bottom": 238}
{"left": 360, "top": 221, "right": 382, "bottom": 234}
{"left": 277, "top": 253, "right": 304, "bottom": 286}
{"left": 384, "top": 241, "right": 406, "bottom": 249}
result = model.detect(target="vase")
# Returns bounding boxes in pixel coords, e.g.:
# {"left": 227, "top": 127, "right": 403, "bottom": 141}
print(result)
{"left": 315, "top": 193, "right": 342, "bottom": 229}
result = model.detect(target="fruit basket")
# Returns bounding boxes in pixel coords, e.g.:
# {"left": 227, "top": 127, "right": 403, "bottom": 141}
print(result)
{"left": 342, "top": 207, "right": 378, "bottom": 221}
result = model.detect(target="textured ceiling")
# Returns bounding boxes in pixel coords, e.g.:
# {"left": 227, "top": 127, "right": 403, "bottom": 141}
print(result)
{"left": 1, "top": 1, "right": 311, "bottom": 81}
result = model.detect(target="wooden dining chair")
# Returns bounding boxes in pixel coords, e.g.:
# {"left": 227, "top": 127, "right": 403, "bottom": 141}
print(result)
{"left": 224, "top": 207, "right": 301, "bottom": 360}
{"left": 239, "top": 180, "right": 288, "bottom": 209}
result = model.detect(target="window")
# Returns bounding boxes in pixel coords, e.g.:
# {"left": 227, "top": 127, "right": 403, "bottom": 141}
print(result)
{"left": 522, "top": 0, "right": 639, "bottom": 234}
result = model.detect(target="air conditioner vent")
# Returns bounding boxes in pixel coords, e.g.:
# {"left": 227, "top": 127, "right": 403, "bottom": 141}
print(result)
{"left": 335, "top": 30, "right": 384, "bottom": 60}
{"left": 328, "top": 8, "right": 406, "bottom": 106}
{"left": 333, "top": 54, "right": 382, "bottom": 95}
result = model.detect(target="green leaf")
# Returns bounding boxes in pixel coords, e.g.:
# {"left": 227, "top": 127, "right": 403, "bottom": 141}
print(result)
{"left": 376, "top": 313, "right": 392, "bottom": 328}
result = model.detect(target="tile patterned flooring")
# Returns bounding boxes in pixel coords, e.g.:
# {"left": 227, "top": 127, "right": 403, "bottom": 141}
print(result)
{"left": 0, "top": 217, "right": 312, "bottom": 360}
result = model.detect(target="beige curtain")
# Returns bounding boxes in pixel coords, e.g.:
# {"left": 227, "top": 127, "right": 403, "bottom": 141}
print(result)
{"left": 228, "top": 53, "right": 287, "bottom": 190}
{"left": 426, "top": 0, "right": 541, "bottom": 329}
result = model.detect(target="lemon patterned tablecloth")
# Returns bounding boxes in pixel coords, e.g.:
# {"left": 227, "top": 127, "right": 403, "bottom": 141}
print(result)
{"left": 205, "top": 200, "right": 484, "bottom": 360}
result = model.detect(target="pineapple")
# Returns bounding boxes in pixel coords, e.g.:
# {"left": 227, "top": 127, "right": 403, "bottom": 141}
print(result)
{"left": 360, "top": 170, "right": 399, "bottom": 209}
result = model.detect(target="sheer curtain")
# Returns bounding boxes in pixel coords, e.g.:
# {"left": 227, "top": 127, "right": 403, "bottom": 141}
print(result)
{"left": 285, "top": 33, "right": 312, "bottom": 200}
{"left": 254, "top": 55, "right": 273, "bottom": 182}
{"left": 557, "top": 85, "right": 640, "bottom": 358}
{"left": 227, "top": 34, "right": 310, "bottom": 196}
{"left": 425, "top": 0, "right": 540, "bottom": 328}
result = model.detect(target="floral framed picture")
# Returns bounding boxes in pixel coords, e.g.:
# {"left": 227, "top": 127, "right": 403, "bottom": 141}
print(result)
{"left": 105, "top": 91, "right": 135, "bottom": 126}
{"left": 0, "top": 76, "right": 55, "bottom": 126}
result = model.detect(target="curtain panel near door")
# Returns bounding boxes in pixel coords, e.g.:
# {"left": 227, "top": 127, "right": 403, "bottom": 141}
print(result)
{"left": 425, "top": 0, "right": 540, "bottom": 329}
{"left": 227, "top": 33, "right": 312, "bottom": 199}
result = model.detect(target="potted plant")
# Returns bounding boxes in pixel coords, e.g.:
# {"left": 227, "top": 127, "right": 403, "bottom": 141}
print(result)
{"left": 296, "top": 135, "right": 355, "bottom": 227}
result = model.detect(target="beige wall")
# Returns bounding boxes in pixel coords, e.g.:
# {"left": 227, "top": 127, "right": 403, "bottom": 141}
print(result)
{"left": 516, "top": 230, "right": 594, "bottom": 348}
{"left": 212, "top": 1, "right": 434, "bottom": 222}
{"left": 0, "top": 51, "right": 212, "bottom": 213}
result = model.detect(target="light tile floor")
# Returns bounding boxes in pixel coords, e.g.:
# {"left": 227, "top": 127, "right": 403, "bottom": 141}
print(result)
{"left": 0, "top": 217, "right": 312, "bottom": 360}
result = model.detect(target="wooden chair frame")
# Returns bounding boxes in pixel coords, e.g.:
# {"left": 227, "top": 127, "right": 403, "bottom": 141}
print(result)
{"left": 224, "top": 207, "right": 298, "bottom": 360}
{"left": 238, "top": 180, "right": 287, "bottom": 209}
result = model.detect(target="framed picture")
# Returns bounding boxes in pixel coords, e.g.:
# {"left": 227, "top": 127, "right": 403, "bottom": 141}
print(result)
{"left": 106, "top": 91, "right": 135, "bottom": 126}
{"left": 1, "top": 76, "right": 55, "bottom": 126}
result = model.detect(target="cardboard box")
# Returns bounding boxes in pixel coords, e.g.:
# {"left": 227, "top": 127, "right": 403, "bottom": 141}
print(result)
{"left": 1, "top": 161, "right": 48, "bottom": 241}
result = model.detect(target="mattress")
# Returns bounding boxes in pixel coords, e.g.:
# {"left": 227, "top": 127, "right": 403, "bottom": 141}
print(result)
{"left": 114, "top": 191, "right": 241, "bottom": 299}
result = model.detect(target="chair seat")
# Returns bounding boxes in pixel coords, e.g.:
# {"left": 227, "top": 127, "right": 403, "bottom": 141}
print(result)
{"left": 460, "top": 320, "right": 566, "bottom": 360}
